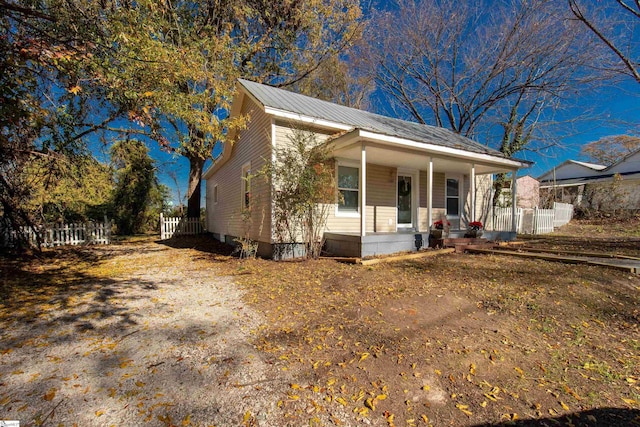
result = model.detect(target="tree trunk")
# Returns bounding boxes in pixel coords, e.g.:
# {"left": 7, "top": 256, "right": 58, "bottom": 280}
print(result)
{"left": 492, "top": 173, "right": 507, "bottom": 207}
{"left": 186, "top": 156, "right": 205, "bottom": 218}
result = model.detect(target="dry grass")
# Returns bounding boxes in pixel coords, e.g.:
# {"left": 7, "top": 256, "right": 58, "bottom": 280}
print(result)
{"left": 1, "top": 219, "right": 639, "bottom": 426}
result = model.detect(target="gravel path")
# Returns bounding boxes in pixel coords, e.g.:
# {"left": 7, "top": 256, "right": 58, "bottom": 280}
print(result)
{"left": 0, "top": 242, "right": 290, "bottom": 426}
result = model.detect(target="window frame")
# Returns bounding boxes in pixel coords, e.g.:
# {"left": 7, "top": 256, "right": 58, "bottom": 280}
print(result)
{"left": 335, "top": 160, "right": 360, "bottom": 218}
{"left": 213, "top": 184, "right": 218, "bottom": 205}
{"left": 445, "top": 174, "right": 462, "bottom": 218}
{"left": 241, "top": 162, "right": 251, "bottom": 210}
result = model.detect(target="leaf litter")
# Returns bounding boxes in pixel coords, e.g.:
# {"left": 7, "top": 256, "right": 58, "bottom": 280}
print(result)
{"left": 1, "top": 219, "right": 639, "bottom": 426}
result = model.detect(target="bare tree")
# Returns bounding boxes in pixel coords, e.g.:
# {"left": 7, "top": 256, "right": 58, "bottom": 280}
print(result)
{"left": 569, "top": 0, "right": 640, "bottom": 84}
{"left": 362, "top": 0, "right": 603, "bottom": 204}
{"left": 581, "top": 134, "right": 640, "bottom": 165}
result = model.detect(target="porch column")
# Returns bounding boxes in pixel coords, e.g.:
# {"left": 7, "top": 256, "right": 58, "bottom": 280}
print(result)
{"left": 427, "top": 157, "right": 433, "bottom": 231}
{"left": 511, "top": 170, "right": 518, "bottom": 232}
{"left": 470, "top": 164, "right": 476, "bottom": 223}
{"left": 360, "top": 143, "right": 367, "bottom": 237}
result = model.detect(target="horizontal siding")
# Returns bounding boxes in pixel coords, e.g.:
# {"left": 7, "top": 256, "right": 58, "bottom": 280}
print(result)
{"left": 205, "top": 97, "right": 272, "bottom": 243}
{"left": 274, "top": 121, "right": 334, "bottom": 150}
{"left": 366, "top": 164, "right": 396, "bottom": 232}
{"left": 475, "top": 175, "right": 494, "bottom": 226}
{"left": 277, "top": 124, "right": 348, "bottom": 235}
{"left": 419, "top": 208, "right": 446, "bottom": 230}
{"left": 419, "top": 171, "right": 445, "bottom": 209}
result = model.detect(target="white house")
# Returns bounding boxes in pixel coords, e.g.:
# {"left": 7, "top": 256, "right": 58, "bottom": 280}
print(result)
{"left": 203, "top": 79, "right": 531, "bottom": 258}
{"left": 538, "top": 150, "right": 640, "bottom": 209}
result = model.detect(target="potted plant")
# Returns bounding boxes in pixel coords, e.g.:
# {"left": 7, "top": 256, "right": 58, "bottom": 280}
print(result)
{"left": 465, "top": 221, "right": 484, "bottom": 238}
{"left": 430, "top": 219, "right": 450, "bottom": 240}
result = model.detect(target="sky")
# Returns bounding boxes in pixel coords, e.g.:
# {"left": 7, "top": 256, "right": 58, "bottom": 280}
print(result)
{"left": 141, "top": 0, "right": 639, "bottom": 206}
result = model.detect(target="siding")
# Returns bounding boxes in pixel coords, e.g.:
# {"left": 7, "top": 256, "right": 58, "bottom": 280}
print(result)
{"left": 205, "top": 97, "right": 272, "bottom": 243}
{"left": 273, "top": 121, "right": 338, "bottom": 240}
{"left": 475, "top": 175, "right": 494, "bottom": 226}
{"left": 418, "top": 172, "right": 445, "bottom": 230}
{"left": 366, "top": 164, "right": 396, "bottom": 233}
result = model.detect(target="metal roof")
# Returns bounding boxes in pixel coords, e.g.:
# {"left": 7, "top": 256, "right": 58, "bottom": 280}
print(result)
{"left": 568, "top": 160, "right": 607, "bottom": 170}
{"left": 238, "top": 79, "right": 520, "bottom": 161}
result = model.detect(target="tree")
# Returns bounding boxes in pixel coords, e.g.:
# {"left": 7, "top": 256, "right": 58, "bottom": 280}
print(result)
{"left": 361, "top": 0, "right": 601, "bottom": 204}
{"left": 261, "top": 129, "right": 336, "bottom": 259}
{"left": 581, "top": 134, "right": 640, "bottom": 165}
{"left": 26, "top": 156, "right": 113, "bottom": 223}
{"left": 569, "top": 0, "right": 640, "bottom": 84}
{"left": 97, "top": 0, "right": 362, "bottom": 218}
{"left": 110, "top": 139, "right": 163, "bottom": 235}
{"left": 0, "top": 0, "right": 122, "bottom": 247}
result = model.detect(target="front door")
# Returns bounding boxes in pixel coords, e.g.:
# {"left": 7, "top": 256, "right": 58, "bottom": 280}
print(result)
{"left": 397, "top": 174, "right": 413, "bottom": 229}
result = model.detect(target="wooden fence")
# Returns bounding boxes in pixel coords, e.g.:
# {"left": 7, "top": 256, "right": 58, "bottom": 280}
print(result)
{"left": 491, "top": 203, "right": 573, "bottom": 235}
{"left": 553, "top": 202, "right": 574, "bottom": 228}
{"left": 532, "top": 207, "right": 555, "bottom": 234}
{"left": 491, "top": 207, "right": 524, "bottom": 233}
{"left": 159, "top": 214, "right": 205, "bottom": 239}
{"left": 0, "top": 220, "right": 111, "bottom": 248}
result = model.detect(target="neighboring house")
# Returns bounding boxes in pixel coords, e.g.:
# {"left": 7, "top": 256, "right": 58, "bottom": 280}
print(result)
{"left": 496, "top": 175, "right": 540, "bottom": 209}
{"left": 203, "top": 79, "right": 531, "bottom": 258}
{"left": 538, "top": 150, "right": 640, "bottom": 210}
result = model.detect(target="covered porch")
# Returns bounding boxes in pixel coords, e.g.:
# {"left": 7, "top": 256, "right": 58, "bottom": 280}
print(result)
{"left": 323, "top": 129, "right": 530, "bottom": 257}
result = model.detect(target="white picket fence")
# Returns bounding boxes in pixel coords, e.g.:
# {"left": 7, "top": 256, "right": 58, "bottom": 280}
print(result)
{"left": 492, "top": 207, "right": 524, "bottom": 233}
{"left": 491, "top": 203, "right": 573, "bottom": 235}
{"left": 553, "top": 202, "right": 574, "bottom": 228}
{"left": 532, "top": 208, "right": 555, "bottom": 234}
{"left": 159, "top": 214, "right": 205, "bottom": 239}
{"left": 0, "top": 220, "right": 111, "bottom": 248}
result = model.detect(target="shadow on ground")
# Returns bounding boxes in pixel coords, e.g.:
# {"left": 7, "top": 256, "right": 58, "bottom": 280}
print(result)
{"left": 156, "top": 235, "right": 235, "bottom": 257}
{"left": 471, "top": 407, "right": 640, "bottom": 426}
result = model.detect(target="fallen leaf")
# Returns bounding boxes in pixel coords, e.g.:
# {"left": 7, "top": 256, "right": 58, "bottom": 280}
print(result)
{"left": 43, "top": 388, "right": 56, "bottom": 401}
{"left": 95, "top": 410, "right": 105, "bottom": 417}
{"left": 456, "top": 403, "right": 473, "bottom": 416}
{"left": 364, "top": 397, "right": 375, "bottom": 410}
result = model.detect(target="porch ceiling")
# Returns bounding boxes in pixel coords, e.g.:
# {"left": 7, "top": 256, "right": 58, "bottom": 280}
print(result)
{"left": 333, "top": 143, "right": 506, "bottom": 175}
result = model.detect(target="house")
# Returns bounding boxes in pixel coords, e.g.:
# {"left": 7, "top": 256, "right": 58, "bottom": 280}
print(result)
{"left": 538, "top": 150, "right": 640, "bottom": 210}
{"left": 203, "top": 79, "right": 531, "bottom": 258}
{"left": 496, "top": 175, "right": 540, "bottom": 209}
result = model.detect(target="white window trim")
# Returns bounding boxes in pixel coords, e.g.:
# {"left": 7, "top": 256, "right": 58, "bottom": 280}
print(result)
{"left": 335, "top": 159, "right": 361, "bottom": 218}
{"left": 213, "top": 184, "right": 218, "bottom": 205}
{"left": 241, "top": 161, "right": 251, "bottom": 209}
{"left": 445, "top": 173, "right": 463, "bottom": 219}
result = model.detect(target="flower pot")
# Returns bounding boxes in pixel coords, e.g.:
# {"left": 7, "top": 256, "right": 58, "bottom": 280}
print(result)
{"left": 464, "top": 229, "right": 483, "bottom": 238}
{"left": 430, "top": 229, "right": 443, "bottom": 239}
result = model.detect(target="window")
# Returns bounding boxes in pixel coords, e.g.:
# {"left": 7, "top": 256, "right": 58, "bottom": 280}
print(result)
{"left": 241, "top": 162, "right": 251, "bottom": 209}
{"left": 213, "top": 184, "right": 218, "bottom": 204}
{"left": 337, "top": 165, "right": 359, "bottom": 213}
{"left": 446, "top": 178, "right": 460, "bottom": 216}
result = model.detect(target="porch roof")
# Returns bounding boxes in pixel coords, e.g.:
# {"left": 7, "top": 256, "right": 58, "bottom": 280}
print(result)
{"left": 329, "top": 129, "right": 530, "bottom": 175}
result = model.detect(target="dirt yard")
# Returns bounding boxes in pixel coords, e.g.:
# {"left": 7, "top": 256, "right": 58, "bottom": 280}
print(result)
{"left": 1, "top": 218, "right": 639, "bottom": 426}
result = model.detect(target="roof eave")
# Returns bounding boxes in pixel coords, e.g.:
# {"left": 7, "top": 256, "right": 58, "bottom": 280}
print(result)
{"left": 330, "top": 129, "right": 531, "bottom": 170}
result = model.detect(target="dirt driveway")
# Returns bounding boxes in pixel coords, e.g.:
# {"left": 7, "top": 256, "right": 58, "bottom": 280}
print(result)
{"left": 1, "top": 241, "right": 289, "bottom": 426}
